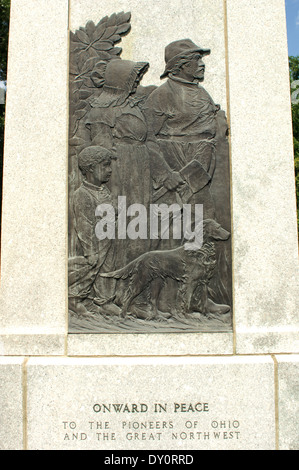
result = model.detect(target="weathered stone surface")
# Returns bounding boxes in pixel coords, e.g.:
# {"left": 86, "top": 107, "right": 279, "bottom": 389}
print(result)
{"left": 276, "top": 355, "right": 299, "bottom": 450}
{"left": 0, "top": 334, "right": 66, "bottom": 357}
{"left": 0, "top": 357, "right": 24, "bottom": 450}
{"left": 0, "top": 0, "right": 69, "bottom": 354}
{"left": 226, "top": 0, "right": 299, "bottom": 353}
{"left": 67, "top": 332, "right": 233, "bottom": 356}
{"left": 26, "top": 356, "right": 275, "bottom": 450}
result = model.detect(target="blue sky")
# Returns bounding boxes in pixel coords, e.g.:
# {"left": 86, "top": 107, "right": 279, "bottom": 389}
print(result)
{"left": 285, "top": 0, "right": 299, "bottom": 56}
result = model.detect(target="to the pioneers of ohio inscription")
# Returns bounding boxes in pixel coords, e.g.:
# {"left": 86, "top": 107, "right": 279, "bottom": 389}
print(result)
{"left": 61, "top": 401, "right": 243, "bottom": 450}
{"left": 68, "top": 12, "right": 232, "bottom": 333}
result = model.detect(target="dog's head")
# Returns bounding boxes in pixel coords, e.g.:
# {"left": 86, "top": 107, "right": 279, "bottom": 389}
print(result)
{"left": 203, "top": 219, "right": 230, "bottom": 242}
{"left": 184, "top": 219, "right": 230, "bottom": 251}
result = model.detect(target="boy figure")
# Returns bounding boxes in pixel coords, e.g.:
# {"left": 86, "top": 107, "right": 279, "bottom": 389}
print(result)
{"left": 68, "top": 145, "right": 120, "bottom": 317}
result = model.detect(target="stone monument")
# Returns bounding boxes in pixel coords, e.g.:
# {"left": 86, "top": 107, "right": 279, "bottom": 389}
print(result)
{"left": 0, "top": 0, "right": 298, "bottom": 450}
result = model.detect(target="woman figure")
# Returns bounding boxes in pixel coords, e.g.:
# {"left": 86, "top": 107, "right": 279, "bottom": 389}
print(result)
{"left": 85, "top": 59, "right": 160, "bottom": 268}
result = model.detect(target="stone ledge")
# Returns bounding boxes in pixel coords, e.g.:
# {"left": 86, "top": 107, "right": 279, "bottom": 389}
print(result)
{"left": 0, "top": 334, "right": 66, "bottom": 356}
{"left": 67, "top": 332, "right": 234, "bottom": 356}
{"left": 235, "top": 329, "right": 299, "bottom": 354}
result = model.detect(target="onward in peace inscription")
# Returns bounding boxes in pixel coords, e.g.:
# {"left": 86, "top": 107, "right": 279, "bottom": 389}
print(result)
{"left": 68, "top": 12, "right": 232, "bottom": 333}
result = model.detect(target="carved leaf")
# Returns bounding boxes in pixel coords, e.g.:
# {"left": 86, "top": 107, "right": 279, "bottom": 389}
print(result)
{"left": 102, "top": 25, "right": 118, "bottom": 40}
{"left": 79, "top": 90, "right": 92, "bottom": 100}
{"left": 77, "top": 50, "right": 91, "bottom": 71}
{"left": 110, "top": 47, "right": 122, "bottom": 56}
{"left": 69, "top": 61, "right": 79, "bottom": 76}
{"left": 85, "top": 20, "right": 96, "bottom": 39}
{"left": 98, "top": 15, "right": 108, "bottom": 26}
{"left": 69, "top": 136, "right": 86, "bottom": 147}
{"left": 73, "top": 107, "right": 89, "bottom": 129}
{"left": 74, "top": 100, "right": 87, "bottom": 111}
{"left": 76, "top": 29, "right": 90, "bottom": 45}
{"left": 86, "top": 47, "right": 99, "bottom": 59}
{"left": 92, "top": 41, "right": 113, "bottom": 51}
{"left": 84, "top": 56, "right": 99, "bottom": 72}
{"left": 77, "top": 55, "right": 98, "bottom": 77}
{"left": 69, "top": 137, "right": 85, "bottom": 147}
{"left": 83, "top": 77, "right": 99, "bottom": 88}
{"left": 95, "top": 51, "right": 113, "bottom": 61}
{"left": 70, "top": 80, "right": 81, "bottom": 96}
{"left": 109, "top": 34, "right": 122, "bottom": 44}
{"left": 116, "top": 11, "right": 131, "bottom": 25}
{"left": 74, "top": 108, "right": 88, "bottom": 120}
{"left": 70, "top": 31, "right": 80, "bottom": 43}
{"left": 70, "top": 40, "right": 86, "bottom": 55}
{"left": 71, "top": 79, "right": 84, "bottom": 90}
{"left": 107, "top": 13, "right": 117, "bottom": 27}
{"left": 93, "top": 22, "right": 107, "bottom": 41}
{"left": 71, "top": 11, "right": 131, "bottom": 62}
{"left": 116, "top": 23, "right": 131, "bottom": 35}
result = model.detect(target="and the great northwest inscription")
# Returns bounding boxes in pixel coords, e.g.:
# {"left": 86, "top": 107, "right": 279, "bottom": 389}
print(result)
{"left": 68, "top": 12, "right": 232, "bottom": 333}
{"left": 61, "top": 401, "right": 241, "bottom": 448}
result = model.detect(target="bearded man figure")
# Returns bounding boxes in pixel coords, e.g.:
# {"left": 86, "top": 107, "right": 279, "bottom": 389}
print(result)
{"left": 143, "top": 39, "right": 231, "bottom": 315}
{"left": 144, "top": 39, "right": 228, "bottom": 247}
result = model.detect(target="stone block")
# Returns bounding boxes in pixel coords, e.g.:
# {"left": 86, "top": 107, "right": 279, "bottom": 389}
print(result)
{"left": 26, "top": 356, "right": 275, "bottom": 450}
{"left": 0, "top": 0, "right": 69, "bottom": 354}
{"left": 276, "top": 355, "right": 299, "bottom": 450}
{"left": 226, "top": 0, "right": 299, "bottom": 353}
{"left": 0, "top": 357, "right": 24, "bottom": 450}
{"left": 67, "top": 332, "right": 233, "bottom": 356}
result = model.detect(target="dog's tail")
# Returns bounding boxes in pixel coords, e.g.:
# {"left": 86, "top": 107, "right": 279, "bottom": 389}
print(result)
{"left": 100, "top": 259, "right": 137, "bottom": 280}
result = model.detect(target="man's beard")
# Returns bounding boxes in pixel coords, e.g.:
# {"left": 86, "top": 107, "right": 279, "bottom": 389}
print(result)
{"left": 195, "top": 68, "right": 205, "bottom": 81}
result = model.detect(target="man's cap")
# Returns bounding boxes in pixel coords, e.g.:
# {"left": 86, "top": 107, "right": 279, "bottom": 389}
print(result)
{"left": 160, "top": 39, "right": 210, "bottom": 79}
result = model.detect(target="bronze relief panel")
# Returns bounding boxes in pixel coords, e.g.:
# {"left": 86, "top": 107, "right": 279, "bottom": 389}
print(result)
{"left": 68, "top": 12, "right": 232, "bottom": 334}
